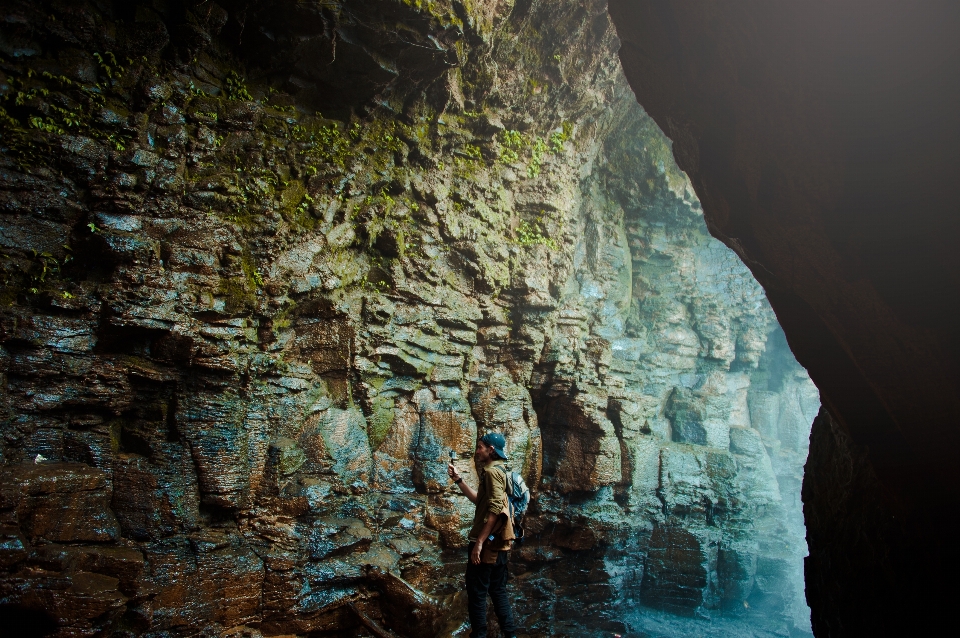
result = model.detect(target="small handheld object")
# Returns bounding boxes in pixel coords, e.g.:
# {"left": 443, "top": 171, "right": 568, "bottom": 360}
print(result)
{"left": 449, "top": 450, "right": 464, "bottom": 486}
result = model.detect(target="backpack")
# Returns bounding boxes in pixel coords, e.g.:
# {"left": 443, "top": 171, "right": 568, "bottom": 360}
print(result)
{"left": 503, "top": 467, "right": 530, "bottom": 542}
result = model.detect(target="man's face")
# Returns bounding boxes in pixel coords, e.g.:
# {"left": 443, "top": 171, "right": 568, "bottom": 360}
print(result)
{"left": 474, "top": 441, "right": 494, "bottom": 465}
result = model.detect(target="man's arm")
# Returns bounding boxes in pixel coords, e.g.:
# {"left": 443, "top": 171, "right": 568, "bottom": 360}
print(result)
{"left": 470, "top": 512, "right": 500, "bottom": 565}
{"left": 469, "top": 466, "right": 507, "bottom": 565}
{"left": 447, "top": 463, "right": 477, "bottom": 503}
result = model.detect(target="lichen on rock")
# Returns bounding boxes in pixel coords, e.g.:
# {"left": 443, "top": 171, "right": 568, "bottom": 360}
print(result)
{"left": 0, "top": 1, "right": 816, "bottom": 636}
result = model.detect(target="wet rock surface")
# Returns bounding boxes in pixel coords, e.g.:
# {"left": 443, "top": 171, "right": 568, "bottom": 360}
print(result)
{"left": 0, "top": 1, "right": 815, "bottom": 636}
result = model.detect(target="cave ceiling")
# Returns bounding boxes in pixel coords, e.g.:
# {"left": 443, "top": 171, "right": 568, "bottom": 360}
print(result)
{"left": 609, "top": 1, "right": 960, "bottom": 634}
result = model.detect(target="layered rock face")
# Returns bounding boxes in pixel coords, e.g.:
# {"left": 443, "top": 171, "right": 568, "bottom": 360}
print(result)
{"left": 0, "top": 1, "right": 815, "bottom": 636}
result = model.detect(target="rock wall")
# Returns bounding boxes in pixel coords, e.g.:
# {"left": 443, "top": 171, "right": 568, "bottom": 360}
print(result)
{"left": 519, "top": 111, "right": 818, "bottom": 637}
{"left": 0, "top": 2, "right": 815, "bottom": 636}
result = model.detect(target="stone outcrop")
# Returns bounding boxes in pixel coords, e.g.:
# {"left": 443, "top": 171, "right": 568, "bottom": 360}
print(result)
{"left": 0, "top": 1, "right": 816, "bottom": 636}
{"left": 608, "top": 1, "right": 960, "bottom": 634}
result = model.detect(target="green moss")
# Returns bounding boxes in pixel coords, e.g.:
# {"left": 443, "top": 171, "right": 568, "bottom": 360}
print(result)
{"left": 507, "top": 23, "right": 546, "bottom": 77}
{"left": 106, "top": 419, "right": 123, "bottom": 454}
{"left": 239, "top": 250, "right": 265, "bottom": 291}
{"left": 217, "top": 277, "right": 256, "bottom": 314}
{"left": 280, "top": 180, "right": 308, "bottom": 217}
{"left": 222, "top": 208, "right": 259, "bottom": 230}
{"left": 400, "top": 0, "right": 464, "bottom": 29}
{"left": 188, "top": 95, "right": 221, "bottom": 121}
{"left": 214, "top": 249, "right": 262, "bottom": 314}
{"left": 367, "top": 389, "right": 395, "bottom": 451}
{"left": 271, "top": 299, "right": 297, "bottom": 333}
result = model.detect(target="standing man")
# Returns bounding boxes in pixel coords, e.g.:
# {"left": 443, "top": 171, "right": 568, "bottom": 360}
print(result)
{"left": 447, "top": 432, "right": 518, "bottom": 638}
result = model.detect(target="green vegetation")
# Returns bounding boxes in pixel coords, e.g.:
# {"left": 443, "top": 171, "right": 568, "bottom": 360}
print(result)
{"left": 462, "top": 144, "right": 483, "bottom": 161}
{"left": 0, "top": 242, "right": 75, "bottom": 304}
{"left": 400, "top": 0, "right": 464, "bottom": 29}
{"left": 0, "top": 34, "right": 575, "bottom": 317}
{"left": 189, "top": 81, "right": 208, "bottom": 97}
{"left": 502, "top": 129, "right": 524, "bottom": 148}
{"left": 224, "top": 71, "right": 253, "bottom": 101}
{"left": 550, "top": 122, "right": 574, "bottom": 154}
{"left": 497, "top": 127, "right": 568, "bottom": 176}
{"left": 515, "top": 212, "right": 559, "bottom": 250}
{"left": 0, "top": 52, "right": 137, "bottom": 168}
{"left": 527, "top": 137, "right": 547, "bottom": 178}
{"left": 28, "top": 250, "right": 63, "bottom": 288}
{"left": 527, "top": 77, "right": 550, "bottom": 95}
{"left": 93, "top": 52, "right": 125, "bottom": 80}
{"left": 499, "top": 129, "right": 524, "bottom": 163}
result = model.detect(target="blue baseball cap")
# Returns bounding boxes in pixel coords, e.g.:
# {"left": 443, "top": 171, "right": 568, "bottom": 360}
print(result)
{"left": 480, "top": 432, "right": 509, "bottom": 460}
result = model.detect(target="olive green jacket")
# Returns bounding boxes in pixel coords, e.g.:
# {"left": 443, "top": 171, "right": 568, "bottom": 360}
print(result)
{"left": 468, "top": 459, "right": 516, "bottom": 550}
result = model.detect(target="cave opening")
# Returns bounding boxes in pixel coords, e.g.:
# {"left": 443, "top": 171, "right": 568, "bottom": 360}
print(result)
{"left": 521, "top": 118, "right": 821, "bottom": 635}
{"left": 0, "top": 1, "right": 821, "bottom": 637}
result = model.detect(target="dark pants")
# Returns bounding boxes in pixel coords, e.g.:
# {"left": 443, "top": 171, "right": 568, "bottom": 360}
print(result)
{"left": 465, "top": 543, "right": 516, "bottom": 638}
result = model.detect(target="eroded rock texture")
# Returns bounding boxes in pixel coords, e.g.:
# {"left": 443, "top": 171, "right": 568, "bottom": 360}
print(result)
{"left": 0, "top": 1, "right": 815, "bottom": 636}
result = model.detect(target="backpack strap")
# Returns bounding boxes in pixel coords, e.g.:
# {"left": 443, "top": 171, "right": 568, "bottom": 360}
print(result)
{"left": 505, "top": 468, "right": 521, "bottom": 519}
